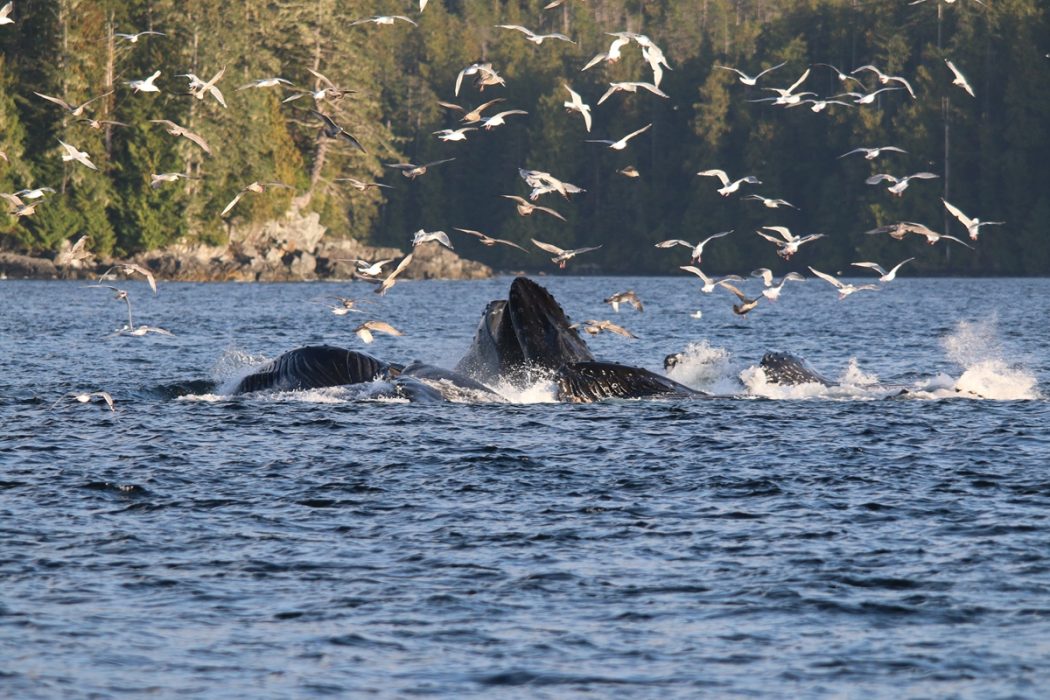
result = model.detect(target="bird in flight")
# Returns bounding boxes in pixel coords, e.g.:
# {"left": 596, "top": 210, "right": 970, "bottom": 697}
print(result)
{"left": 720, "top": 283, "right": 761, "bottom": 315}
{"left": 335, "top": 177, "right": 392, "bottom": 192}
{"left": 865, "top": 172, "right": 939, "bottom": 196}
{"left": 755, "top": 226, "right": 825, "bottom": 259}
{"left": 502, "top": 195, "right": 567, "bottom": 221}
{"left": 375, "top": 254, "right": 414, "bottom": 296}
{"left": 596, "top": 81, "right": 668, "bottom": 105}
{"left": 696, "top": 169, "right": 761, "bottom": 196}
{"left": 114, "top": 30, "right": 165, "bottom": 43}
{"left": 571, "top": 319, "right": 638, "bottom": 339}
{"left": 680, "top": 266, "right": 744, "bottom": 293}
{"left": 751, "top": 268, "right": 805, "bottom": 301}
{"left": 563, "top": 84, "right": 592, "bottom": 132}
{"left": 384, "top": 158, "right": 455, "bottom": 179}
{"left": 496, "top": 24, "right": 574, "bottom": 45}
{"left": 655, "top": 230, "right": 733, "bottom": 264}
{"left": 808, "top": 267, "right": 880, "bottom": 300}
{"left": 453, "top": 228, "right": 528, "bottom": 252}
{"left": 310, "top": 110, "right": 365, "bottom": 151}
{"left": 945, "top": 58, "right": 975, "bottom": 97}
{"left": 126, "top": 70, "right": 161, "bottom": 93}
{"left": 33, "top": 90, "right": 113, "bottom": 117}
{"left": 412, "top": 229, "right": 454, "bottom": 250}
{"left": 942, "top": 198, "right": 1004, "bottom": 240}
{"left": 715, "top": 61, "right": 786, "bottom": 86}
{"left": 839, "top": 145, "right": 907, "bottom": 160}
{"left": 58, "top": 140, "right": 97, "bottom": 170}
{"left": 851, "top": 258, "right": 916, "bottom": 283}
{"left": 221, "top": 181, "right": 294, "bottom": 217}
{"left": 531, "top": 239, "right": 602, "bottom": 268}
{"left": 150, "top": 119, "right": 211, "bottom": 154}
{"left": 603, "top": 290, "right": 644, "bottom": 313}
{"left": 851, "top": 65, "right": 916, "bottom": 98}
{"left": 743, "top": 194, "right": 796, "bottom": 209}
{"left": 353, "top": 320, "right": 404, "bottom": 344}
{"left": 585, "top": 123, "right": 652, "bottom": 150}
{"left": 351, "top": 15, "right": 418, "bottom": 27}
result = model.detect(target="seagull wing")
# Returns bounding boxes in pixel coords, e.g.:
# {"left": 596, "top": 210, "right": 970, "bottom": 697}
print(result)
{"left": 220, "top": 192, "right": 244, "bottom": 217}
{"left": 34, "top": 92, "right": 73, "bottom": 111}
{"left": 851, "top": 261, "right": 887, "bottom": 276}
{"left": 941, "top": 198, "right": 973, "bottom": 228}
{"left": 531, "top": 239, "right": 565, "bottom": 255}
{"left": 700, "top": 229, "right": 733, "bottom": 246}
{"left": 754, "top": 61, "right": 787, "bottom": 80}
{"left": 180, "top": 129, "right": 211, "bottom": 154}
{"left": 808, "top": 267, "right": 844, "bottom": 289}
{"left": 376, "top": 253, "right": 414, "bottom": 295}
{"left": 655, "top": 239, "right": 692, "bottom": 249}
{"left": 364, "top": 321, "right": 403, "bottom": 337}
{"left": 696, "top": 169, "right": 730, "bottom": 186}
{"left": 534, "top": 204, "right": 567, "bottom": 221}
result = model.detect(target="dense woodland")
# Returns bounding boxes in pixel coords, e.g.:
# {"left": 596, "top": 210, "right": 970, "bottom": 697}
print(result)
{"left": 0, "top": 0, "right": 1048, "bottom": 275}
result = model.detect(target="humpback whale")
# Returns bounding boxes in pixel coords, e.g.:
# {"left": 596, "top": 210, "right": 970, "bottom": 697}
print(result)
{"left": 226, "top": 277, "right": 848, "bottom": 403}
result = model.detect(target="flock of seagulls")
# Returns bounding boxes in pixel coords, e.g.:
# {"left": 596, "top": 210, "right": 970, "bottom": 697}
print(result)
{"left": 0, "top": 0, "right": 1008, "bottom": 410}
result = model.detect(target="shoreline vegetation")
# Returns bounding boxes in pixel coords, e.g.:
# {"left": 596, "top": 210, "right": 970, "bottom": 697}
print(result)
{"left": 1, "top": 2, "right": 1048, "bottom": 277}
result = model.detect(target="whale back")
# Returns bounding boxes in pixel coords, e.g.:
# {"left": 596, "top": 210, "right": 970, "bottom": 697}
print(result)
{"left": 555, "top": 361, "right": 706, "bottom": 403}
{"left": 759, "top": 351, "right": 836, "bottom": 387}
{"left": 232, "top": 345, "right": 390, "bottom": 394}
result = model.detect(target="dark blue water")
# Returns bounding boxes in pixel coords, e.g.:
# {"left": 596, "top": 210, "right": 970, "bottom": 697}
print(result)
{"left": 2, "top": 276, "right": 1049, "bottom": 698}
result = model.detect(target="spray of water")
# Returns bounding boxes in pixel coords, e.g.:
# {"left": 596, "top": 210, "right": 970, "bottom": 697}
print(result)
{"left": 939, "top": 318, "right": 1040, "bottom": 400}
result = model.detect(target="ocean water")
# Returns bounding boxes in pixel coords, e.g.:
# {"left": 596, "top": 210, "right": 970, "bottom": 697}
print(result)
{"left": 1, "top": 275, "right": 1049, "bottom": 698}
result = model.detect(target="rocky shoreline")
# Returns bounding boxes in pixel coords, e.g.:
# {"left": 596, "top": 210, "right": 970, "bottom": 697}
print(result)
{"left": 0, "top": 211, "right": 493, "bottom": 283}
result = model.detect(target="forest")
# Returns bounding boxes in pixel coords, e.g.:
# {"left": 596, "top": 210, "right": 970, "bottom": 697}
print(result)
{"left": 0, "top": 0, "right": 1048, "bottom": 275}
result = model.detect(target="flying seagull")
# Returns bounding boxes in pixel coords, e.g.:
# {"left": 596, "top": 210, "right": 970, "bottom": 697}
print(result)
{"left": 851, "top": 258, "right": 916, "bottom": 282}
{"left": 353, "top": 320, "right": 403, "bottom": 344}
{"left": 715, "top": 61, "right": 786, "bottom": 86}
{"left": 571, "top": 319, "right": 637, "bottom": 339}
{"left": 501, "top": 195, "right": 566, "bottom": 221}
{"left": 696, "top": 169, "right": 761, "bottom": 196}
{"left": 603, "top": 290, "right": 644, "bottom": 313}
{"left": 453, "top": 228, "right": 528, "bottom": 252}
{"left": 496, "top": 24, "right": 574, "bottom": 45}
{"left": 585, "top": 123, "right": 652, "bottom": 150}
{"left": 945, "top": 58, "right": 975, "bottom": 97}
{"left": 33, "top": 90, "right": 113, "bottom": 117}
{"left": 755, "top": 226, "right": 825, "bottom": 259}
{"left": 220, "top": 181, "right": 294, "bottom": 217}
{"left": 411, "top": 229, "right": 454, "bottom": 250}
{"left": 531, "top": 239, "right": 602, "bottom": 268}
{"left": 942, "top": 198, "right": 1004, "bottom": 240}
{"left": 808, "top": 267, "right": 880, "bottom": 300}
{"left": 563, "top": 84, "right": 592, "bottom": 132}
{"left": 149, "top": 119, "right": 211, "bottom": 154}
{"left": 839, "top": 145, "right": 907, "bottom": 160}
{"left": 384, "top": 158, "right": 454, "bottom": 179}
{"left": 126, "top": 70, "right": 161, "bottom": 93}
{"left": 865, "top": 172, "right": 939, "bottom": 196}
{"left": 58, "top": 140, "right": 97, "bottom": 170}
{"left": 310, "top": 110, "right": 365, "bottom": 151}
{"left": 655, "top": 230, "right": 733, "bottom": 264}
{"left": 375, "top": 254, "right": 414, "bottom": 296}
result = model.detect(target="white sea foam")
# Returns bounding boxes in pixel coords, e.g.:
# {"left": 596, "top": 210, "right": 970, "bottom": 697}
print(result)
{"left": 665, "top": 341, "right": 742, "bottom": 395}
{"left": 938, "top": 319, "right": 1040, "bottom": 400}
{"left": 212, "top": 347, "right": 271, "bottom": 395}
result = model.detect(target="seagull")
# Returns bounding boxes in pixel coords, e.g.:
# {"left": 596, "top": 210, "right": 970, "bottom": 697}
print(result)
{"left": 762, "top": 67, "right": 812, "bottom": 100}
{"left": 603, "top": 290, "right": 643, "bottom": 313}
{"left": 353, "top": 258, "right": 394, "bottom": 277}
{"left": 99, "top": 262, "right": 157, "bottom": 295}
{"left": 350, "top": 15, "right": 417, "bottom": 27}
{"left": 126, "top": 70, "right": 161, "bottom": 93}
{"left": 336, "top": 177, "right": 391, "bottom": 191}
{"left": 808, "top": 267, "right": 881, "bottom": 299}
{"left": 640, "top": 42, "right": 671, "bottom": 87}
{"left": 897, "top": 222, "right": 973, "bottom": 248}
{"left": 866, "top": 221, "right": 942, "bottom": 241}
{"left": 13, "top": 186, "right": 55, "bottom": 200}
{"left": 571, "top": 319, "right": 637, "bottom": 338}
{"left": 833, "top": 86, "right": 903, "bottom": 105}
{"left": 310, "top": 110, "right": 365, "bottom": 151}
{"left": 353, "top": 320, "right": 403, "bottom": 344}
{"left": 617, "top": 166, "right": 640, "bottom": 178}
{"left": 384, "top": 158, "right": 455, "bottom": 179}
{"left": 480, "top": 109, "right": 528, "bottom": 129}
{"left": 696, "top": 169, "right": 761, "bottom": 196}
{"left": 715, "top": 61, "right": 786, "bottom": 86}
{"left": 122, "top": 324, "right": 173, "bottom": 337}
{"left": 838, "top": 145, "right": 907, "bottom": 160}
{"left": 531, "top": 239, "right": 602, "bottom": 268}
{"left": 237, "top": 77, "right": 295, "bottom": 91}
{"left": 459, "top": 97, "right": 506, "bottom": 123}
{"left": 180, "top": 66, "right": 226, "bottom": 106}
{"left": 502, "top": 195, "right": 566, "bottom": 221}
{"left": 751, "top": 268, "right": 805, "bottom": 300}
{"left": 454, "top": 62, "right": 502, "bottom": 96}
{"left": 865, "top": 171, "right": 939, "bottom": 196}
{"left": 149, "top": 119, "right": 212, "bottom": 155}
{"left": 851, "top": 257, "right": 916, "bottom": 282}
{"left": 596, "top": 81, "right": 668, "bottom": 105}
{"left": 680, "top": 266, "right": 744, "bottom": 293}
{"left": 945, "top": 58, "right": 975, "bottom": 97}
{"left": 327, "top": 296, "right": 367, "bottom": 315}
{"left": 756, "top": 226, "right": 825, "bottom": 259}
{"left": 742, "top": 194, "right": 796, "bottom": 209}
{"left": 86, "top": 284, "right": 135, "bottom": 328}
{"left": 412, "top": 229, "right": 454, "bottom": 250}
{"left": 581, "top": 34, "right": 632, "bottom": 71}
{"left": 56, "top": 391, "right": 115, "bottom": 412}
{"left": 0, "top": 2, "right": 13, "bottom": 25}
{"left": 78, "top": 117, "right": 129, "bottom": 130}
{"left": 719, "top": 283, "right": 761, "bottom": 315}
{"left": 453, "top": 228, "right": 527, "bottom": 252}
{"left": 942, "top": 198, "right": 1005, "bottom": 240}
{"left": 58, "top": 140, "right": 97, "bottom": 170}
{"left": 150, "top": 172, "right": 198, "bottom": 188}
{"left": 114, "top": 30, "right": 165, "bottom": 43}
{"left": 518, "top": 169, "right": 585, "bottom": 199}
{"left": 433, "top": 126, "right": 476, "bottom": 142}
{"left": 813, "top": 63, "right": 862, "bottom": 86}
{"left": 375, "top": 254, "right": 414, "bottom": 295}
{"left": 220, "top": 181, "right": 294, "bottom": 217}
{"left": 563, "top": 84, "right": 592, "bottom": 132}
{"left": 33, "top": 90, "right": 113, "bottom": 117}
{"left": 496, "top": 24, "right": 574, "bottom": 45}
{"left": 585, "top": 123, "right": 652, "bottom": 150}
{"left": 2, "top": 193, "right": 38, "bottom": 217}
{"left": 655, "top": 230, "right": 733, "bottom": 264}
{"left": 851, "top": 65, "right": 916, "bottom": 98}
{"left": 791, "top": 97, "right": 853, "bottom": 112}
{"left": 56, "top": 235, "right": 91, "bottom": 267}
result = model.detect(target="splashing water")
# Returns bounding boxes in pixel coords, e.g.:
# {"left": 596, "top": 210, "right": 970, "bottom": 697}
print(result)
{"left": 665, "top": 340, "right": 741, "bottom": 394}
{"left": 940, "top": 319, "right": 1040, "bottom": 400}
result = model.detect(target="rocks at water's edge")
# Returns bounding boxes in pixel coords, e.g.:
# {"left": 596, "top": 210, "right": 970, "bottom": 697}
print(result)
{"left": 0, "top": 210, "right": 492, "bottom": 282}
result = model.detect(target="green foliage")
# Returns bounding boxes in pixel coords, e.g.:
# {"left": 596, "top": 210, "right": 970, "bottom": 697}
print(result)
{"left": 0, "top": 0, "right": 1046, "bottom": 273}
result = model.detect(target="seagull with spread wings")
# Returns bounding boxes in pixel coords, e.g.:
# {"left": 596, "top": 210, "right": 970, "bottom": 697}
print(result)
{"left": 531, "top": 239, "right": 602, "bottom": 268}
{"left": 655, "top": 230, "right": 733, "bottom": 265}
{"left": 150, "top": 119, "right": 211, "bottom": 154}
